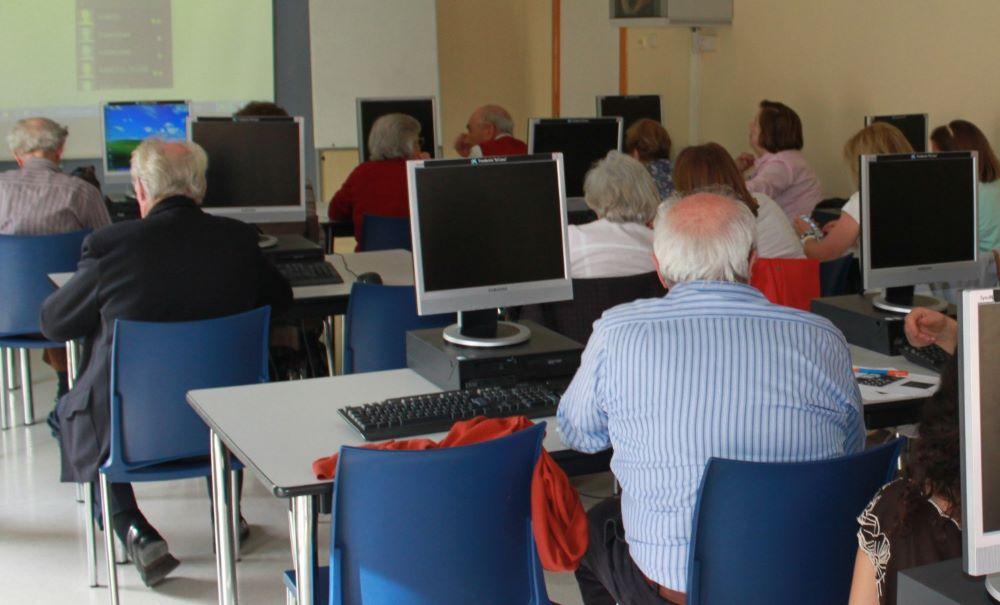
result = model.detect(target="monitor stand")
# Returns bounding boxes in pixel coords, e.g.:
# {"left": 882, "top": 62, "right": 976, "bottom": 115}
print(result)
{"left": 442, "top": 309, "right": 531, "bottom": 348}
{"left": 989, "top": 575, "right": 1000, "bottom": 601}
{"left": 872, "top": 286, "right": 948, "bottom": 314}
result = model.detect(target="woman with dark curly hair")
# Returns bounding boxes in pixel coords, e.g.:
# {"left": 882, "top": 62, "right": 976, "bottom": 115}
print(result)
{"left": 848, "top": 308, "right": 962, "bottom": 605}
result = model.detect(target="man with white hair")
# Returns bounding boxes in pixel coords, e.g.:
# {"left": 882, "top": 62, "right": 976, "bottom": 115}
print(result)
{"left": 40, "top": 138, "right": 292, "bottom": 587}
{"left": 453, "top": 104, "right": 528, "bottom": 158}
{"left": 558, "top": 191, "right": 864, "bottom": 604}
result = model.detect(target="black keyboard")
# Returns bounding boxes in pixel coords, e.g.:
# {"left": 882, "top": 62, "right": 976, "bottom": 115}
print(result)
{"left": 900, "top": 343, "right": 951, "bottom": 373}
{"left": 855, "top": 374, "right": 904, "bottom": 387}
{"left": 339, "top": 382, "right": 566, "bottom": 441}
{"left": 277, "top": 261, "right": 344, "bottom": 287}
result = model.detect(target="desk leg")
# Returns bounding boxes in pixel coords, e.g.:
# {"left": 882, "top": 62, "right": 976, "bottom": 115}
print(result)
{"left": 0, "top": 348, "right": 8, "bottom": 430}
{"left": 292, "top": 495, "right": 315, "bottom": 605}
{"left": 19, "top": 348, "right": 33, "bottom": 425}
{"left": 211, "top": 431, "right": 239, "bottom": 605}
{"left": 322, "top": 317, "right": 336, "bottom": 377}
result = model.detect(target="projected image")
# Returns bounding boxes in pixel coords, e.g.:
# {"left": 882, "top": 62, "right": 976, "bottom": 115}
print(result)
{"left": 77, "top": 0, "right": 173, "bottom": 91}
{"left": 103, "top": 102, "right": 188, "bottom": 172}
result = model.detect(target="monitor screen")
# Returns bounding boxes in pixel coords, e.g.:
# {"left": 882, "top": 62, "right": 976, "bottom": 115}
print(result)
{"left": 528, "top": 118, "right": 622, "bottom": 198}
{"left": 190, "top": 117, "right": 304, "bottom": 223}
{"left": 102, "top": 100, "right": 189, "bottom": 181}
{"left": 357, "top": 98, "right": 437, "bottom": 162}
{"left": 597, "top": 95, "right": 662, "bottom": 132}
{"left": 866, "top": 114, "right": 927, "bottom": 153}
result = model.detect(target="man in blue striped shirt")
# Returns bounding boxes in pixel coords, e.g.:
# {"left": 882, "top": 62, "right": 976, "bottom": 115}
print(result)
{"left": 558, "top": 191, "right": 864, "bottom": 604}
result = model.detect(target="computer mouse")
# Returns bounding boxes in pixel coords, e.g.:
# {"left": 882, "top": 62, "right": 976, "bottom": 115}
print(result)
{"left": 356, "top": 272, "right": 383, "bottom": 285}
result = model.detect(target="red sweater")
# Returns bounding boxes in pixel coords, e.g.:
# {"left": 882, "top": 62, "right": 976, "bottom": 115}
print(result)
{"left": 328, "top": 159, "right": 409, "bottom": 249}
{"left": 479, "top": 135, "right": 528, "bottom": 157}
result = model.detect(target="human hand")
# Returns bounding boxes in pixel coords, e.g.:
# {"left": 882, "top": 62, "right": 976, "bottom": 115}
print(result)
{"left": 416, "top": 151, "right": 431, "bottom": 160}
{"left": 735, "top": 152, "right": 756, "bottom": 172}
{"left": 904, "top": 307, "right": 958, "bottom": 354}
{"left": 793, "top": 217, "right": 812, "bottom": 236}
{"left": 453, "top": 133, "right": 472, "bottom": 157}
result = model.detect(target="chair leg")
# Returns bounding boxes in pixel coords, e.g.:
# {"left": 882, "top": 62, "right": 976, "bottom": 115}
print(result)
{"left": 286, "top": 586, "right": 296, "bottom": 605}
{"left": 18, "top": 348, "right": 34, "bottom": 425}
{"left": 0, "top": 348, "right": 9, "bottom": 430}
{"left": 5, "top": 347, "right": 17, "bottom": 391}
{"left": 82, "top": 483, "right": 99, "bottom": 587}
{"left": 76, "top": 483, "right": 85, "bottom": 504}
{"left": 230, "top": 469, "right": 241, "bottom": 561}
{"left": 98, "top": 474, "right": 120, "bottom": 605}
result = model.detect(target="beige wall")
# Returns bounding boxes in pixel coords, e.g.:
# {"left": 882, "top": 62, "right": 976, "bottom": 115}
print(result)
{"left": 625, "top": 27, "right": 694, "bottom": 153}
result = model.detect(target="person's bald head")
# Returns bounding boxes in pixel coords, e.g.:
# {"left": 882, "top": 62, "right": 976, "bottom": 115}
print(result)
{"left": 7, "top": 117, "right": 69, "bottom": 163}
{"left": 653, "top": 189, "right": 758, "bottom": 286}
{"left": 130, "top": 138, "right": 208, "bottom": 216}
{"left": 467, "top": 104, "right": 515, "bottom": 145}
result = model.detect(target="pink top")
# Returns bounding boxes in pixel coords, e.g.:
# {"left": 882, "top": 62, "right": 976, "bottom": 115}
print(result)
{"left": 746, "top": 150, "right": 823, "bottom": 221}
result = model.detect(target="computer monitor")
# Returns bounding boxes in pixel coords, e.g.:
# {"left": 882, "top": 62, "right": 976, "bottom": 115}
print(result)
{"left": 189, "top": 116, "right": 305, "bottom": 223}
{"left": 407, "top": 153, "right": 572, "bottom": 348}
{"left": 596, "top": 95, "right": 662, "bottom": 132}
{"left": 860, "top": 151, "right": 980, "bottom": 312}
{"left": 101, "top": 100, "right": 189, "bottom": 184}
{"left": 356, "top": 97, "right": 439, "bottom": 163}
{"left": 865, "top": 114, "right": 928, "bottom": 153}
{"left": 527, "top": 118, "right": 623, "bottom": 199}
{"left": 960, "top": 287, "right": 1000, "bottom": 598}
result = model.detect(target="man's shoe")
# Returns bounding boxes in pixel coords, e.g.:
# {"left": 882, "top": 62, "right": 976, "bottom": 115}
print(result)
{"left": 125, "top": 525, "right": 180, "bottom": 587}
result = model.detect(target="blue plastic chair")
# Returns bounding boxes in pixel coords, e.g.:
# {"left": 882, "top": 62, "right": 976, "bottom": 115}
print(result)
{"left": 0, "top": 230, "right": 89, "bottom": 427}
{"left": 360, "top": 214, "right": 411, "bottom": 252}
{"left": 686, "top": 439, "right": 904, "bottom": 605}
{"left": 819, "top": 253, "right": 857, "bottom": 297}
{"left": 284, "top": 422, "right": 552, "bottom": 605}
{"left": 342, "top": 283, "right": 454, "bottom": 374}
{"left": 96, "top": 307, "right": 271, "bottom": 603}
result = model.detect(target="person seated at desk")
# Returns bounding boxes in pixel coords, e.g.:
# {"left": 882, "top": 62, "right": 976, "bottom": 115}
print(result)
{"left": 673, "top": 142, "right": 804, "bottom": 259}
{"left": 735, "top": 100, "right": 823, "bottom": 221}
{"left": 568, "top": 150, "right": 659, "bottom": 278}
{"left": 40, "top": 139, "right": 292, "bottom": 587}
{"left": 558, "top": 191, "right": 864, "bottom": 605}
{"left": 849, "top": 308, "right": 961, "bottom": 605}
{"left": 328, "top": 113, "right": 427, "bottom": 249}
{"left": 453, "top": 104, "right": 528, "bottom": 157}
{"left": 794, "top": 123, "right": 912, "bottom": 261}
{"left": 624, "top": 118, "right": 674, "bottom": 200}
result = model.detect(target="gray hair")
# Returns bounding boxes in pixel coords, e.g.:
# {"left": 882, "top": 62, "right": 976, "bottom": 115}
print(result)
{"left": 130, "top": 138, "right": 208, "bottom": 202}
{"left": 368, "top": 113, "right": 421, "bottom": 160}
{"left": 7, "top": 118, "right": 69, "bottom": 156}
{"left": 480, "top": 105, "right": 514, "bottom": 135}
{"left": 583, "top": 150, "right": 660, "bottom": 223}
{"left": 653, "top": 188, "right": 758, "bottom": 285}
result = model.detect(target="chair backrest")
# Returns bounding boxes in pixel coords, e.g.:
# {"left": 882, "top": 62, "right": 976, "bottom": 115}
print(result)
{"left": 360, "top": 214, "right": 411, "bottom": 252}
{"left": 819, "top": 253, "right": 858, "bottom": 297}
{"left": 330, "top": 423, "right": 550, "bottom": 605}
{"left": 106, "top": 307, "right": 271, "bottom": 471}
{"left": 343, "top": 283, "right": 454, "bottom": 374}
{"left": 686, "top": 439, "right": 904, "bottom": 605}
{"left": 517, "top": 272, "right": 665, "bottom": 345}
{"left": 750, "top": 257, "right": 820, "bottom": 311}
{"left": 0, "top": 230, "right": 89, "bottom": 336}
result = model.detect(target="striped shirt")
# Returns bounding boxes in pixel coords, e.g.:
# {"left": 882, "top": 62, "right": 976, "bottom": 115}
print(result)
{"left": 0, "top": 157, "right": 110, "bottom": 235}
{"left": 557, "top": 280, "right": 864, "bottom": 592}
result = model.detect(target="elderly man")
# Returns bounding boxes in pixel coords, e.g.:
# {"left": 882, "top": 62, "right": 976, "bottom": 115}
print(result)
{"left": 453, "top": 104, "right": 528, "bottom": 158}
{"left": 40, "top": 139, "right": 292, "bottom": 587}
{"left": 558, "top": 191, "right": 864, "bottom": 604}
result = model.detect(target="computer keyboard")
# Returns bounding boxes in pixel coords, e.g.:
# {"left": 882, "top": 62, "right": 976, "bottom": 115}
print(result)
{"left": 277, "top": 261, "right": 344, "bottom": 287}
{"left": 899, "top": 343, "right": 951, "bottom": 373}
{"left": 339, "top": 381, "right": 566, "bottom": 441}
{"left": 855, "top": 374, "right": 904, "bottom": 388}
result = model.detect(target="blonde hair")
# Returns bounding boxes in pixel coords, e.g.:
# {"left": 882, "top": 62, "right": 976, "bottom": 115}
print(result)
{"left": 843, "top": 122, "right": 914, "bottom": 185}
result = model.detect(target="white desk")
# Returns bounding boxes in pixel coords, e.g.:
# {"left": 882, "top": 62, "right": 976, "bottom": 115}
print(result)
{"left": 292, "top": 249, "right": 413, "bottom": 301}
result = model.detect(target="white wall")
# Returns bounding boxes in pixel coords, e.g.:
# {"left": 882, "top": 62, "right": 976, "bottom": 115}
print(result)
{"left": 559, "top": 0, "right": 618, "bottom": 117}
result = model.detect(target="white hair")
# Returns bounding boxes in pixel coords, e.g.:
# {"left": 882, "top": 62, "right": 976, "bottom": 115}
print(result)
{"left": 7, "top": 118, "right": 69, "bottom": 155}
{"left": 583, "top": 150, "right": 660, "bottom": 223}
{"left": 653, "top": 189, "right": 758, "bottom": 285}
{"left": 130, "top": 138, "right": 208, "bottom": 202}
{"left": 480, "top": 105, "right": 514, "bottom": 135}
{"left": 368, "top": 113, "right": 421, "bottom": 160}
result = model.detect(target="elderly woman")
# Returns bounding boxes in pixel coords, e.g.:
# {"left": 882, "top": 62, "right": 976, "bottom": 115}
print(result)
{"left": 568, "top": 150, "right": 660, "bottom": 278}
{"left": 328, "top": 113, "right": 428, "bottom": 249}
{"left": 624, "top": 118, "right": 674, "bottom": 199}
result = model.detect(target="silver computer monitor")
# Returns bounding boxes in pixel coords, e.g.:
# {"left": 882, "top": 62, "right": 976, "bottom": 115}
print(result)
{"left": 960, "top": 287, "right": 1000, "bottom": 598}
{"left": 596, "top": 95, "right": 662, "bottom": 132}
{"left": 356, "top": 97, "right": 439, "bottom": 163}
{"left": 189, "top": 116, "right": 305, "bottom": 224}
{"left": 101, "top": 100, "right": 189, "bottom": 184}
{"left": 407, "top": 153, "right": 573, "bottom": 348}
{"left": 527, "top": 117, "right": 623, "bottom": 199}
{"left": 865, "top": 114, "right": 928, "bottom": 153}
{"left": 860, "top": 151, "right": 980, "bottom": 312}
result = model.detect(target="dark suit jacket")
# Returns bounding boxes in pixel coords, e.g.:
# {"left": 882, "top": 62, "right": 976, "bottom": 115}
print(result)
{"left": 40, "top": 196, "right": 292, "bottom": 482}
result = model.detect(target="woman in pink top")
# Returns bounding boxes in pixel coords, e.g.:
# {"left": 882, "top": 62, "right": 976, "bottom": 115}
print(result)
{"left": 736, "top": 100, "right": 823, "bottom": 221}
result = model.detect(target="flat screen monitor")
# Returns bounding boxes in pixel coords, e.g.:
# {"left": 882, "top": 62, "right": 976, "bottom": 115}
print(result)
{"left": 527, "top": 118, "right": 623, "bottom": 198}
{"left": 865, "top": 114, "right": 928, "bottom": 153}
{"left": 596, "top": 95, "right": 662, "bottom": 132}
{"left": 101, "top": 100, "right": 189, "bottom": 184}
{"left": 356, "top": 97, "right": 439, "bottom": 163}
{"left": 189, "top": 116, "right": 305, "bottom": 223}
{"left": 960, "top": 288, "right": 1000, "bottom": 595}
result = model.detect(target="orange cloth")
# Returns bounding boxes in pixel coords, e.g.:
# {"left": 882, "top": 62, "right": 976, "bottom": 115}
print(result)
{"left": 312, "top": 415, "right": 589, "bottom": 572}
{"left": 750, "top": 257, "right": 821, "bottom": 311}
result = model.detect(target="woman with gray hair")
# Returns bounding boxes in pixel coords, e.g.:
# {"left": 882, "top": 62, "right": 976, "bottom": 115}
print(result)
{"left": 328, "top": 113, "right": 428, "bottom": 249}
{"left": 568, "top": 150, "right": 660, "bottom": 277}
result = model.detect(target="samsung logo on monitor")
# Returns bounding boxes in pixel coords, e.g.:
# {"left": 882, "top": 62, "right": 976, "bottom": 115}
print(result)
{"left": 488, "top": 286, "right": 508, "bottom": 293}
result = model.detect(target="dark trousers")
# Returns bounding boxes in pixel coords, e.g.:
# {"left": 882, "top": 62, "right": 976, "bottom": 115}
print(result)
{"left": 575, "top": 498, "right": 683, "bottom": 605}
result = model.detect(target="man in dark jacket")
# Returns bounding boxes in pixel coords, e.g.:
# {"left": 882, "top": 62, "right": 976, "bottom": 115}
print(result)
{"left": 40, "top": 138, "right": 292, "bottom": 586}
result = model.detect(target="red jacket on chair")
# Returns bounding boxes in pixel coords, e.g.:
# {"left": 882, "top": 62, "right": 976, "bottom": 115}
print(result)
{"left": 750, "top": 257, "right": 821, "bottom": 311}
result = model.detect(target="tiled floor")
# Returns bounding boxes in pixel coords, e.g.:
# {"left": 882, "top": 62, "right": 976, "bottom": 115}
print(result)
{"left": 0, "top": 354, "right": 608, "bottom": 604}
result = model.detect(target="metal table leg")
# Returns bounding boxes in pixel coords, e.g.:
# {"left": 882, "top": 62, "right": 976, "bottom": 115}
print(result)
{"left": 211, "top": 431, "right": 239, "bottom": 605}
{"left": 18, "top": 348, "right": 33, "bottom": 425}
{"left": 292, "top": 495, "right": 315, "bottom": 605}
{"left": 0, "top": 347, "right": 9, "bottom": 430}
{"left": 322, "top": 317, "right": 336, "bottom": 376}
